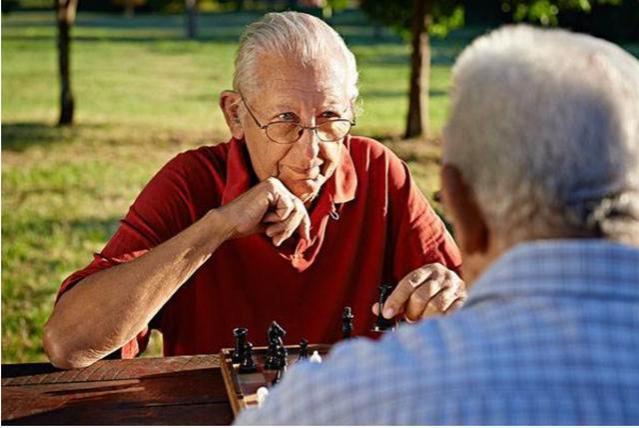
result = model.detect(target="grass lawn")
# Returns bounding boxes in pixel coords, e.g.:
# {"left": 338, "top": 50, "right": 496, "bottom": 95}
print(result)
{"left": 3, "top": 8, "right": 636, "bottom": 364}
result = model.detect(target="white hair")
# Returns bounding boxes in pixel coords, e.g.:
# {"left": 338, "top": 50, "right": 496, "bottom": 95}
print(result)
{"left": 443, "top": 25, "right": 639, "bottom": 245}
{"left": 233, "top": 11, "right": 359, "bottom": 102}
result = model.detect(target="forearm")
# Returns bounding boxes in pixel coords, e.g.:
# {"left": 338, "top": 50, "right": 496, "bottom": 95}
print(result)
{"left": 44, "top": 209, "right": 232, "bottom": 369}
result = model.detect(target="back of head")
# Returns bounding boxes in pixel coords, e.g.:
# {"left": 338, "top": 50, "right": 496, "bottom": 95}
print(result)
{"left": 443, "top": 25, "right": 639, "bottom": 246}
{"left": 233, "top": 11, "right": 359, "bottom": 100}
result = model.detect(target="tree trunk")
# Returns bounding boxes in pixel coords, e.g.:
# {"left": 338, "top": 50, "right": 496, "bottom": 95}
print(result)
{"left": 56, "top": 0, "right": 78, "bottom": 126}
{"left": 124, "top": 0, "right": 135, "bottom": 18}
{"left": 185, "top": 0, "right": 197, "bottom": 39}
{"left": 404, "top": 0, "right": 431, "bottom": 139}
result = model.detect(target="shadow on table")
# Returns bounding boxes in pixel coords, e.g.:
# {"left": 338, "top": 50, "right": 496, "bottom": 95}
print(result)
{"left": 3, "top": 366, "right": 234, "bottom": 425}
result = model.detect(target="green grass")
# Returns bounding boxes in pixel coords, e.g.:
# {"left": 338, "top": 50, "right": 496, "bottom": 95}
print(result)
{"left": 3, "top": 9, "right": 469, "bottom": 363}
{"left": 3, "top": 9, "right": 635, "bottom": 364}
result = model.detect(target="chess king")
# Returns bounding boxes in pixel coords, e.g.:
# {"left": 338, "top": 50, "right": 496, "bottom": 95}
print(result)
{"left": 43, "top": 12, "right": 464, "bottom": 369}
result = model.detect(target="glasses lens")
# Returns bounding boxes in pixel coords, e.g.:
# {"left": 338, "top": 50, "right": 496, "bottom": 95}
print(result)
{"left": 266, "top": 122, "right": 303, "bottom": 144}
{"left": 317, "top": 120, "right": 352, "bottom": 142}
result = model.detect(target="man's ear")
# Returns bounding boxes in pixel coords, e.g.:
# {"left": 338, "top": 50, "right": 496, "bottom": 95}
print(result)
{"left": 220, "top": 90, "right": 244, "bottom": 140}
{"left": 440, "top": 164, "right": 490, "bottom": 256}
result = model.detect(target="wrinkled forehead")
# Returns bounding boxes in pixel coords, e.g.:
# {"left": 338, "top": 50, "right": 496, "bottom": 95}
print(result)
{"left": 245, "top": 53, "right": 351, "bottom": 106}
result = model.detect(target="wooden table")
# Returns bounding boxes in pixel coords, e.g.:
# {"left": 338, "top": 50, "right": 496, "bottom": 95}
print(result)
{"left": 1, "top": 355, "right": 234, "bottom": 425}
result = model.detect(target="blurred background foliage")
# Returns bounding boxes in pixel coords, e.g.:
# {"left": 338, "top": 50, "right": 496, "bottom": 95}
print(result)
{"left": 4, "top": 0, "right": 638, "bottom": 41}
{"left": 2, "top": 0, "right": 638, "bottom": 364}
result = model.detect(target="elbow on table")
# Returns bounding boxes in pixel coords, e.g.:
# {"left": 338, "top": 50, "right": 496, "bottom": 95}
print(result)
{"left": 43, "top": 322, "right": 96, "bottom": 370}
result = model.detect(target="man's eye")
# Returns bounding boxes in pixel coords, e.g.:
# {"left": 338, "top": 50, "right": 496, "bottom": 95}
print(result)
{"left": 276, "top": 112, "right": 298, "bottom": 122}
{"left": 320, "top": 111, "right": 340, "bottom": 119}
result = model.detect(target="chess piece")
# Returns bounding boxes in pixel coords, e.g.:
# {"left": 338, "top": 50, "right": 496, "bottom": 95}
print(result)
{"left": 232, "top": 327, "right": 248, "bottom": 364}
{"left": 342, "top": 306, "right": 354, "bottom": 339}
{"left": 265, "top": 321, "right": 288, "bottom": 370}
{"left": 372, "top": 284, "right": 396, "bottom": 332}
{"left": 275, "top": 345, "right": 288, "bottom": 369}
{"left": 239, "top": 341, "right": 257, "bottom": 373}
{"left": 267, "top": 321, "right": 286, "bottom": 344}
{"left": 256, "top": 387, "right": 269, "bottom": 408}
{"left": 309, "top": 350, "right": 323, "bottom": 364}
{"left": 297, "top": 338, "right": 309, "bottom": 361}
{"left": 271, "top": 367, "right": 284, "bottom": 386}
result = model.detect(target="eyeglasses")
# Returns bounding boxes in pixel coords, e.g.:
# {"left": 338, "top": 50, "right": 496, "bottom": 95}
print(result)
{"left": 239, "top": 95, "right": 356, "bottom": 145}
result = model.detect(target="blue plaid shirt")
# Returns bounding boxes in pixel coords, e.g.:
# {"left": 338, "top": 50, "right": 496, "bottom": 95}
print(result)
{"left": 235, "top": 240, "right": 639, "bottom": 425}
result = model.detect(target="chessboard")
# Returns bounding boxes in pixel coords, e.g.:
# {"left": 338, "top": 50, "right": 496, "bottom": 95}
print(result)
{"left": 220, "top": 343, "right": 331, "bottom": 415}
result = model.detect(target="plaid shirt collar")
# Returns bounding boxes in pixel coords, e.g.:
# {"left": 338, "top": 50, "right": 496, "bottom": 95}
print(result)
{"left": 466, "top": 239, "right": 639, "bottom": 308}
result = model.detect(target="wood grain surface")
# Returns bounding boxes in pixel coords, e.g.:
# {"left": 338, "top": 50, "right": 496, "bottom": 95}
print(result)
{"left": 2, "top": 354, "right": 234, "bottom": 425}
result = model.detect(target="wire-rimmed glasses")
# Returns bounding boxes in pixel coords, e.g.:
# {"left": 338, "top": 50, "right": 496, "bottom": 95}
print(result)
{"left": 240, "top": 94, "right": 355, "bottom": 145}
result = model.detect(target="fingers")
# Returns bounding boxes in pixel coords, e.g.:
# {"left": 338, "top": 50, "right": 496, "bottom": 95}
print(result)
{"left": 381, "top": 266, "right": 434, "bottom": 319}
{"left": 296, "top": 210, "right": 311, "bottom": 242}
{"left": 417, "top": 284, "right": 461, "bottom": 319}
{"left": 264, "top": 184, "right": 310, "bottom": 246}
{"left": 262, "top": 198, "right": 294, "bottom": 224}
{"left": 403, "top": 279, "right": 443, "bottom": 321}
{"left": 444, "top": 296, "right": 466, "bottom": 314}
{"left": 380, "top": 264, "right": 466, "bottom": 322}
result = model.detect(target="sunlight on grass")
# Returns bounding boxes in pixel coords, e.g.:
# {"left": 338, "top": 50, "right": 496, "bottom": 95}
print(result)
{"left": 4, "top": 9, "right": 635, "bottom": 363}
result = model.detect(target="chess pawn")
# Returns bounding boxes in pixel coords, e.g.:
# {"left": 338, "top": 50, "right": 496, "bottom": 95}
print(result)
{"left": 239, "top": 342, "right": 257, "bottom": 374}
{"left": 309, "top": 350, "right": 323, "bottom": 364}
{"left": 256, "top": 387, "right": 269, "bottom": 408}
{"left": 297, "top": 338, "right": 309, "bottom": 361}
{"left": 342, "top": 306, "right": 354, "bottom": 339}
{"left": 232, "top": 327, "right": 248, "bottom": 364}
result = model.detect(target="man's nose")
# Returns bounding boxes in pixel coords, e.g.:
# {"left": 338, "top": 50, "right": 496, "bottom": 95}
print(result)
{"left": 294, "top": 126, "right": 321, "bottom": 160}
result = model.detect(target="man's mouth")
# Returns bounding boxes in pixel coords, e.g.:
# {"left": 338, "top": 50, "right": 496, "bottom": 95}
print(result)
{"left": 283, "top": 164, "right": 322, "bottom": 180}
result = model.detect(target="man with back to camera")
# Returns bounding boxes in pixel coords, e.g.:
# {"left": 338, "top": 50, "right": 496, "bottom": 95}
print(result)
{"left": 234, "top": 25, "right": 639, "bottom": 425}
{"left": 42, "top": 12, "right": 465, "bottom": 369}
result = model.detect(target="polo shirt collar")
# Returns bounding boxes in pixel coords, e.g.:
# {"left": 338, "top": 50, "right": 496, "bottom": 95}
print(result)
{"left": 221, "top": 136, "right": 357, "bottom": 206}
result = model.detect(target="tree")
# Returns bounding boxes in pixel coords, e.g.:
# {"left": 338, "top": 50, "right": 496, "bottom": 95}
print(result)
{"left": 360, "top": 0, "right": 463, "bottom": 139}
{"left": 501, "top": 0, "right": 624, "bottom": 26}
{"left": 405, "top": 0, "right": 430, "bottom": 138}
{"left": 185, "top": 0, "right": 197, "bottom": 39}
{"left": 55, "top": 0, "right": 78, "bottom": 126}
{"left": 124, "top": 0, "right": 135, "bottom": 17}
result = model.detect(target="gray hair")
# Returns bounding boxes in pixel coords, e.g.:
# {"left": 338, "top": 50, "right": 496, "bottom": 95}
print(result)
{"left": 233, "top": 11, "right": 359, "bottom": 101}
{"left": 443, "top": 25, "right": 639, "bottom": 245}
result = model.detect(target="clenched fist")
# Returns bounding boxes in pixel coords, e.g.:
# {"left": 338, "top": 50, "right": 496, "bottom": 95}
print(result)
{"left": 216, "top": 177, "right": 311, "bottom": 246}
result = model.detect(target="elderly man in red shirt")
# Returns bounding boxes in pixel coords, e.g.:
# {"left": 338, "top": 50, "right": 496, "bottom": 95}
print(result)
{"left": 43, "top": 11, "right": 464, "bottom": 369}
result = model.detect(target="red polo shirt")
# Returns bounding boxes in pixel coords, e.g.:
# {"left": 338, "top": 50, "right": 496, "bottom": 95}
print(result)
{"left": 58, "top": 136, "right": 461, "bottom": 358}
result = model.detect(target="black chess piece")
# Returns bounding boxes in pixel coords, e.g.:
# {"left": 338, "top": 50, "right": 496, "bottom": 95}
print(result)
{"left": 275, "top": 345, "right": 287, "bottom": 369}
{"left": 271, "top": 366, "right": 284, "bottom": 386}
{"left": 297, "top": 338, "right": 309, "bottom": 361}
{"left": 372, "top": 284, "right": 396, "bottom": 332}
{"left": 267, "top": 321, "right": 286, "bottom": 344}
{"left": 232, "top": 327, "right": 248, "bottom": 364}
{"left": 265, "top": 321, "right": 288, "bottom": 370}
{"left": 342, "top": 306, "right": 354, "bottom": 339}
{"left": 239, "top": 341, "right": 257, "bottom": 373}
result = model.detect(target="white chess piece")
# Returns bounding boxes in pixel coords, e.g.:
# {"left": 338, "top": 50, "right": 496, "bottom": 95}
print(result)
{"left": 256, "top": 386, "right": 269, "bottom": 408}
{"left": 309, "top": 350, "right": 323, "bottom": 364}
